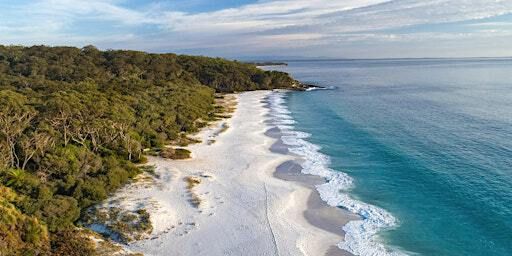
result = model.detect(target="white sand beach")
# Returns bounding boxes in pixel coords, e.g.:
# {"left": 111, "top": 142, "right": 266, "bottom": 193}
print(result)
{"left": 98, "top": 91, "right": 355, "bottom": 256}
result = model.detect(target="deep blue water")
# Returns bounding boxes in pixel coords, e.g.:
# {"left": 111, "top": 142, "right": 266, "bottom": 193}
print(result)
{"left": 265, "top": 59, "right": 512, "bottom": 255}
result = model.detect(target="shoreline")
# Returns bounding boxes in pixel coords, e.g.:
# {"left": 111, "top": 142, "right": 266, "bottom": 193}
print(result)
{"left": 265, "top": 91, "right": 408, "bottom": 256}
{"left": 263, "top": 92, "right": 359, "bottom": 256}
{"left": 89, "top": 90, "right": 355, "bottom": 255}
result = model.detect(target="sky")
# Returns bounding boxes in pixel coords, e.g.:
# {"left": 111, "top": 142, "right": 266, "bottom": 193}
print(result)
{"left": 1, "top": 0, "right": 512, "bottom": 59}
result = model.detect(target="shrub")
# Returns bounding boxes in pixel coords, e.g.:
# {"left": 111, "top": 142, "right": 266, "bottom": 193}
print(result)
{"left": 50, "top": 229, "right": 97, "bottom": 256}
{"left": 160, "top": 148, "right": 191, "bottom": 160}
{"left": 0, "top": 186, "right": 50, "bottom": 255}
{"left": 38, "top": 195, "right": 80, "bottom": 232}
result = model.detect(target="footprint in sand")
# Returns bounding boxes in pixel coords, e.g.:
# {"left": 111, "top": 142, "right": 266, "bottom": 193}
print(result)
{"left": 174, "top": 223, "right": 198, "bottom": 237}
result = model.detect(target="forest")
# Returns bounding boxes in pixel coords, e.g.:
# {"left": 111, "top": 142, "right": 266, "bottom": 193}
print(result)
{"left": 0, "top": 45, "right": 298, "bottom": 255}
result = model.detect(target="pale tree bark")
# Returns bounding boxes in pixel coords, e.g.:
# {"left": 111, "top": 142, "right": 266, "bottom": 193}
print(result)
{"left": 49, "top": 110, "right": 72, "bottom": 146}
{"left": 0, "top": 141, "right": 11, "bottom": 169}
{"left": 19, "top": 131, "right": 54, "bottom": 170}
{"left": 69, "top": 113, "right": 88, "bottom": 147}
{"left": 118, "top": 126, "right": 140, "bottom": 162}
{"left": 0, "top": 111, "right": 35, "bottom": 168}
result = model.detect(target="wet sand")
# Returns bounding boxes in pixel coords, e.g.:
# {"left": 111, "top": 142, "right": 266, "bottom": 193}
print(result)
{"left": 269, "top": 127, "right": 359, "bottom": 256}
{"left": 106, "top": 91, "right": 358, "bottom": 256}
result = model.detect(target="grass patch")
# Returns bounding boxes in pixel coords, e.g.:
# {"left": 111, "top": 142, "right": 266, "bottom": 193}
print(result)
{"left": 160, "top": 148, "right": 191, "bottom": 160}
{"left": 210, "top": 94, "right": 237, "bottom": 121}
{"left": 184, "top": 176, "right": 202, "bottom": 208}
{"left": 82, "top": 207, "right": 153, "bottom": 244}
{"left": 170, "top": 134, "right": 202, "bottom": 147}
{"left": 139, "top": 165, "right": 158, "bottom": 179}
{"left": 185, "top": 176, "right": 201, "bottom": 190}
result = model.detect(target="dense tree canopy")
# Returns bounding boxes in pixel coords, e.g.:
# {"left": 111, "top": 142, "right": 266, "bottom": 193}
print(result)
{"left": 0, "top": 45, "right": 298, "bottom": 255}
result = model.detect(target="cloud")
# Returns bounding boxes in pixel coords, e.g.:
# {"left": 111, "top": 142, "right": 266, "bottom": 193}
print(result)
{"left": 160, "top": 0, "right": 391, "bottom": 33}
{"left": 467, "top": 21, "right": 512, "bottom": 27}
{"left": 1, "top": 0, "right": 512, "bottom": 57}
{"left": 158, "top": 0, "right": 512, "bottom": 34}
{"left": 30, "top": 0, "right": 157, "bottom": 25}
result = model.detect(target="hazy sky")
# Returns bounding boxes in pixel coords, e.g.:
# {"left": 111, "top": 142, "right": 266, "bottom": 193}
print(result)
{"left": 2, "top": 0, "right": 512, "bottom": 58}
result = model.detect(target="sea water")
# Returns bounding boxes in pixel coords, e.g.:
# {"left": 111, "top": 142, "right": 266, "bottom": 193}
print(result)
{"left": 263, "top": 59, "right": 512, "bottom": 256}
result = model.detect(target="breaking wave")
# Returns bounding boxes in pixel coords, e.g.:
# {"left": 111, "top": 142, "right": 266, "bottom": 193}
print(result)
{"left": 266, "top": 91, "right": 408, "bottom": 256}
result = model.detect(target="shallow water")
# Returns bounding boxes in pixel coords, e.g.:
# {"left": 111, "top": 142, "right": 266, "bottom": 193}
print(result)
{"left": 264, "top": 59, "right": 512, "bottom": 256}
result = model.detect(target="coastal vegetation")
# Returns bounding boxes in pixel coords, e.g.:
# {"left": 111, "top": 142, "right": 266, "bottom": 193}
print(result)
{"left": 0, "top": 45, "right": 297, "bottom": 255}
{"left": 159, "top": 148, "right": 192, "bottom": 160}
{"left": 184, "top": 176, "right": 202, "bottom": 208}
{"left": 82, "top": 207, "right": 153, "bottom": 244}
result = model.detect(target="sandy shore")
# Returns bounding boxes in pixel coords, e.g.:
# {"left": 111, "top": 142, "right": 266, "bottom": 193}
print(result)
{"left": 101, "top": 91, "right": 355, "bottom": 256}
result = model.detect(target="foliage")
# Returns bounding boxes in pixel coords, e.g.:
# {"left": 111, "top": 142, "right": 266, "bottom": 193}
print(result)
{"left": 0, "top": 185, "right": 50, "bottom": 255}
{"left": 0, "top": 44, "right": 297, "bottom": 254}
{"left": 50, "top": 229, "right": 97, "bottom": 256}
{"left": 38, "top": 196, "right": 80, "bottom": 232}
{"left": 82, "top": 207, "right": 153, "bottom": 244}
{"left": 177, "top": 55, "right": 296, "bottom": 92}
{"left": 159, "top": 147, "right": 191, "bottom": 160}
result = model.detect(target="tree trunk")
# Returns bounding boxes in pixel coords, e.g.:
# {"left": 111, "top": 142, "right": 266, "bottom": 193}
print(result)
{"left": 6, "top": 138, "right": 15, "bottom": 168}
{"left": 21, "top": 151, "right": 36, "bottom": 170}
{"left": 63, "top": 126, "right": 68, "bottom": 146}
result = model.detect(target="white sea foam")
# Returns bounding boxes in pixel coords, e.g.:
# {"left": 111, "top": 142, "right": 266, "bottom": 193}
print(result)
{"left": 273, "top": 119, "right": 296, "bottom": 125}
{"left": 270, "top": 113, "right": 293, "bottom": 120}
{"left": 277, "top": 124, "right": 294, "bottom": 131}
{"left": 281, "top": 131, "right": 311, "bottom": 146}
{"left": 305, "top": 87, "right": 325, "bottom": 91}
{"left": 270, "top": 107, "right": 291, "bottom": 115}
{"left": 266, "top": 92, "right": 408, "bottom": 256}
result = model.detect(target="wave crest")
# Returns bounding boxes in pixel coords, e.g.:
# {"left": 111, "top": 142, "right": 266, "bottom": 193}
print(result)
{"left": 266, "top": 92, "right": 408, "bottom": 256}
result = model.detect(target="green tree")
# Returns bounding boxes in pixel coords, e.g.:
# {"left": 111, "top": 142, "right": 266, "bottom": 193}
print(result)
{"left": 0, "top": 90, "right": 36, "bottom": 168}
{"left": 0, "top": 44, "right": 299, "bottom": 254}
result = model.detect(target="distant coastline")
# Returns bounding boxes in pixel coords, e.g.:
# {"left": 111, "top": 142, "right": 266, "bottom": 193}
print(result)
{"left": 245, "top": 61, "right": 288, "bottom": 66}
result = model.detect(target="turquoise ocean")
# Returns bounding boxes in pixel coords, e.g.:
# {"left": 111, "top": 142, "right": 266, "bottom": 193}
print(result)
{"left": 264, "top": 59, "right": 512, "bottom": 256}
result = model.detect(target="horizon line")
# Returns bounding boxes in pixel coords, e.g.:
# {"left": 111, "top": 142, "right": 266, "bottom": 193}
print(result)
{"left": 239, "top": 56, "right": 512, "bottom": 62}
